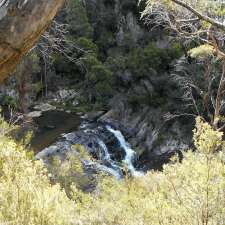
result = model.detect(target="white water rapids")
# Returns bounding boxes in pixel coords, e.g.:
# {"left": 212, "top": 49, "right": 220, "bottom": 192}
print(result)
{"left": 106, "top": 125, "right": 143, "bottom": 177}
{"left": 36, "top": 124, "right": 143, "bottom": 179}
{"left": 82, "top": 125, "right": 143, "bottom": 178}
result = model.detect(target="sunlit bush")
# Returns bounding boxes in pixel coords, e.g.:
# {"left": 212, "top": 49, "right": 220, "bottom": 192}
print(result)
{"left": 0, "top": 116, "right": 225, "bottom": 225}
{"left": 47, "top": 144, "right": 96, "bottom": 195}
{"left": 71, "top": 117, "right": 225, "bottom": 225}
{"left": 0, "top": 137, "right": 76, "bottom": 225}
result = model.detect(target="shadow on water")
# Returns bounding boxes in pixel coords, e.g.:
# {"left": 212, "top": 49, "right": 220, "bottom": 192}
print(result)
{"left": 31, "top": 110, "right": 81, "bottom": 153}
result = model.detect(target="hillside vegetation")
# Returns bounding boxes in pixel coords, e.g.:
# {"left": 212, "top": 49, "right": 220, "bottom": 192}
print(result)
{"left": 1, "top": 0, "right": 225, "bottom": 224}
{"left": 0, "top": 117, "right": 225, "bottom": 225}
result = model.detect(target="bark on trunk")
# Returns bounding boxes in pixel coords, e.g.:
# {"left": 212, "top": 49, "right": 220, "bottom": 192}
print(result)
{"left": 0, "top": 0, "right": 64, "bottom": 82}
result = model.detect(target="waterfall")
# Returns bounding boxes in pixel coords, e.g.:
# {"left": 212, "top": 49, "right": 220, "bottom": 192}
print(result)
{"left": 97, "top": 139, "right": 124, "bottom": 178}
{"left": 97, "top": 139, "right": 111, "bottom": 160}
{"left": 36, "top": 121, "right": 143, "bottom": 180}
{"left": 106, "top": 125, "right": 143, "bottom": 177}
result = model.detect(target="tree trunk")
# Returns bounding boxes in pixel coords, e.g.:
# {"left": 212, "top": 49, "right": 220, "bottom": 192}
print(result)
{"left": 0, "top": 0, "right": 64, "bottom": 82}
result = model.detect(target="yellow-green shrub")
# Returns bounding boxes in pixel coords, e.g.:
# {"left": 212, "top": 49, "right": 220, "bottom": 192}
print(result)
{"left": 71, "top": 117, "right": 225, "bottom": 225}
{"left": 0, "top": 137, "right": 76, "bottom": 225}
{"left": 0, "top": 116, "right": 225, "bottom": 225}
{"left": 47, "top": 144, "right": 95, "bottom": 194}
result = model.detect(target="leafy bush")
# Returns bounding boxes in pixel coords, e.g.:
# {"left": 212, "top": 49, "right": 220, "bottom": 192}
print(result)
{"left": 81, "top": 55, "right": 114, "bottom": 105}
{"left": 96, "top": 30, "right": 116, "bottom": 52}
{"left": 66, "top": 0, "right": 93, "bottom": 38}
{"left": 0, "top": 95, "right": 18, "bottom": 109}
{"left": 76, "top": 37, "right": 98, "bottom": 56}
{"left": 189, "top": 44, "right": 215, "bottom": 59}
{"left": 47, "top": 144, "right": 95, "bottom": 195}
{"left": 89, "top": 64, "right": 113, "bottom": 83}
{"left": 106, "top": 56, "right": 127, "bottom": 73}
{"left": 127, "top": 42, "right": 183, "bottom": 78}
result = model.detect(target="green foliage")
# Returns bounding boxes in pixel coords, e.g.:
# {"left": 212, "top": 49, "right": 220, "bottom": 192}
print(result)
{"left": 82, "top": 55, "right": 99, "bottom": 69}
{"left": 193, "top": 117, "right": 223, "bottom": 153}
{"left": 19, "top": 130, "right": 33, "bottom": 147}
{"left": 76, "top": 37, "right": 98, "bottom": 56}
{"left": 53, "top": 0, "right": 97, "bottom": 77}
{"left": 80, "top": 54, "right": 114, "bottom": 105}
{"left": 127, "top": 42, "right": 182, "bottom": 78}
{"left": 48, "top": 153, "right": 85, "bottom": 194}
{"left": 52, "top": 53, "right": 67, "bottom": 70}
{"left": 0, "top": 112, "right": 18, "bottom": 138}
{"left": 54, "top": 0, "right": 184, "bottom": 110}
{"left": 66, "top": 0, "right": 93, "bottom": 38}
{"left": 168, "top": 42, "right": 183, "bottom": 59}
{"left": 106, "top": 55, "right": 127, "bottom": 73}
{"left": 89, "top": 64, "right": 113, "bottom": 83}
{"left": 95, "top": 82, "right": 114, "bottom": 103}
{"left": 96, "top": 30, "right": 116, "bottom": 52}
{"left": 0, "top": 95, "right": 18, "bottom": 109}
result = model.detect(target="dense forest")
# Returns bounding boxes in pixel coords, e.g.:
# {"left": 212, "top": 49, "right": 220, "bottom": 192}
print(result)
{"left": 0, "top": 0, "right": 225, "bottom": 224}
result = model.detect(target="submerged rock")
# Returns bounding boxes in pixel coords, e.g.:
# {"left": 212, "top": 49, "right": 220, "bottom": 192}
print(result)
{"left": 82, "top": 111, "right": 105, "bottom": 121}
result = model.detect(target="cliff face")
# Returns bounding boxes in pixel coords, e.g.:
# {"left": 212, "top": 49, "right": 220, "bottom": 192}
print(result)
{"left": 0, "top": 0, "right": 64, "bottom": 82}
{"left": 85, "top": 0, "right": 151, "bottom": 57}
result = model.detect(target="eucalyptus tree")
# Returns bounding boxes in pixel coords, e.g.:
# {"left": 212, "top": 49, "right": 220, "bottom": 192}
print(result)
{"left": 141, "top": 0, "right": 225, "bottom": 130}
{"left": 0, "top": 0, "right": 64, "bottom": 82}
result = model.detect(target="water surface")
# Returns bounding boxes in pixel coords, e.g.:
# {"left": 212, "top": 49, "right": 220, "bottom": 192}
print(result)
{"left": 31, "top": 110, "right": 81, "bottom": 152}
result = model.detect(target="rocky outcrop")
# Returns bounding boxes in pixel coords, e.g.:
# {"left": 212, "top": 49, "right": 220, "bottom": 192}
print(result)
{"left": 99, "top": 93, "right": 193, "bottom": 170}
{"left": 33, "top": 103, "right": 56, "bottom": 112}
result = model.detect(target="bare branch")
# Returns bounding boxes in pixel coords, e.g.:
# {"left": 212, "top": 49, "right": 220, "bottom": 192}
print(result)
{"left": 172, "top": 0, "right": 225, "bottom": 31}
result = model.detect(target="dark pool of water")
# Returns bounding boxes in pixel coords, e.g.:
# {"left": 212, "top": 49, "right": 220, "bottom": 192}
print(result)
{"left": 31, "top": 110, "right": 81, "bottom": 153}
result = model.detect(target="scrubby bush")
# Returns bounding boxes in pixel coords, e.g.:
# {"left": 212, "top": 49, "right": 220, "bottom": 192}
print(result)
{"left": 0, "top": 138, "right": 76, "bottom": 225}
{"left": 47, "top": 144, "right": 95, "bottom": 195}
{"left": 96, "top": 30, "right": 116, "bottom": 52}
{"left": 106, "top": 56, "right": 127, "bottom": 73}
{"left": 1, "top": 115, "right": 225, "bottom": 225}
{"left": 89, "top": 64, "right": 113, "bottom": 83}
{"left": 72, "top": 117, "right": 225, "bottom": 225}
